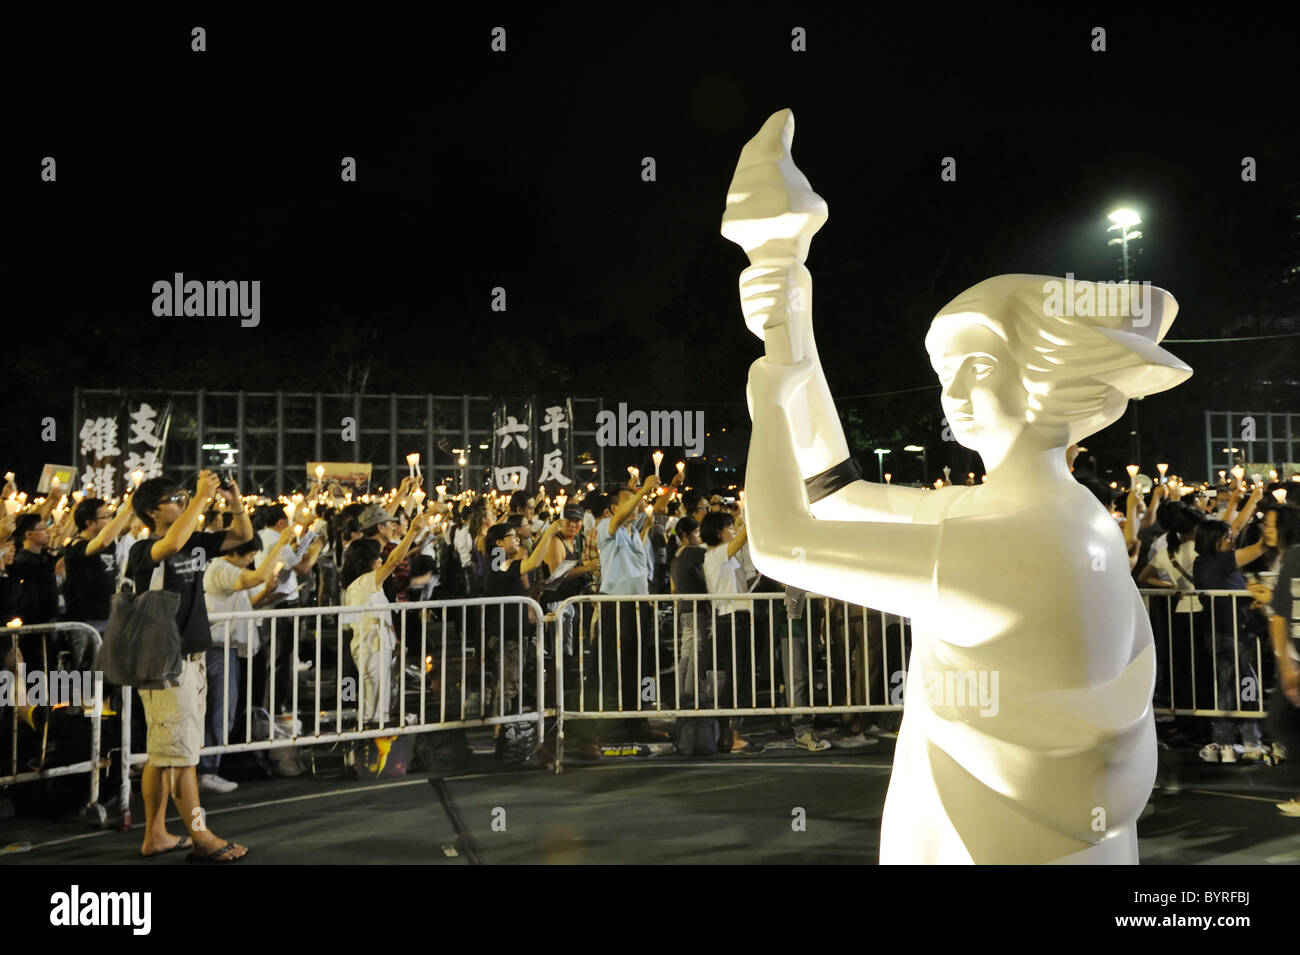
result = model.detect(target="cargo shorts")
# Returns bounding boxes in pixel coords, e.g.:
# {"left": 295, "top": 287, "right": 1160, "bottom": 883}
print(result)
{"left": 138, "top": 654, "right": 207, "bottom": 767}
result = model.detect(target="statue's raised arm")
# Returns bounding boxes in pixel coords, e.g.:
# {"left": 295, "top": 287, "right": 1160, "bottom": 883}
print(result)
{"left": 723, "top": 109, "right": 929, "bottom": 525}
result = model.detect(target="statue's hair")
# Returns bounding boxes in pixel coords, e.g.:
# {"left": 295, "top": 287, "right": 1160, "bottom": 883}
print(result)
{"left": 925, "top": 274, "right": 1192, "bottom": 446}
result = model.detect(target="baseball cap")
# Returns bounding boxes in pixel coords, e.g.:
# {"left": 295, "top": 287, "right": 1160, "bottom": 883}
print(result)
{"left": 359, "top": 504, "right": 400, "bottom": 530}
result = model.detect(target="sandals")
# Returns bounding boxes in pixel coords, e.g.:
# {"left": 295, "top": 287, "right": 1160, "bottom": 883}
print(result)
{"left": 140, "top": 835, "right": 192, "bottom": 858}
{"left": 187, "top": 840, "right": 247, "bottom": 864}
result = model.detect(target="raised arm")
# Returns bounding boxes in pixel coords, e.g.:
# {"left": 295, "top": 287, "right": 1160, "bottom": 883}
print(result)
{"left": 745, "top": 358, "right": 938, "bottom": 617}
{"left": 1230, "top": 487, "right": 1263, "bottom": 540}
{"left": 86, "top": 493, "right": 135, "bottom": 556}
{"left": 610, "top": 476, "right": 658, "bottom": 533}
{"left": 724, "top": 109, "right": 928, "bottom": 526}
{"left": 216, "top": 478, "right": 254, "bottom": 552}
{"left": 520, "top": 520, "right": 561, "bottom": 575}
{"left": 151, "top": 471, "right": 219, "bottom": 562}
{"left": 376, "top": 513, "right": 425, "bottom": 586}
{"left": 232, "top": 526, "right": 296, "bottom": 591}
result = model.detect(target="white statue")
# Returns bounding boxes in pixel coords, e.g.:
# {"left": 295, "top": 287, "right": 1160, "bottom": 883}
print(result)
{"left": 724, "top": 109, "right": 1192, "bottom": 864}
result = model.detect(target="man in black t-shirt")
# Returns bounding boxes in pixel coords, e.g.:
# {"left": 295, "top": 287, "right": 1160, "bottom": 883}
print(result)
{"left": 125, "top": 471, "right": 253, "bottom": 862}
{"left": 64, "top": 497, "right": 137, "bottom": 668}
{"left": 669, "top": 517, "right": 709, "bottom": 705}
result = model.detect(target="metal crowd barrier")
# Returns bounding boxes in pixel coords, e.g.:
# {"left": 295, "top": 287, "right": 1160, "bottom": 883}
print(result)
{"left": 3, "top": 587, "right": 1279, "bottom": 831}
{"left": 1138, "top": 588, "right": 1271, "bottom": 719}
{"left": 548, "top": 593, "right": 909, "bottom": 772}
{"left": 114, "top": 596, "right": 546, "bottom": 827}
{"left": 2, "top": 621, "right": 106, "bottom": 818}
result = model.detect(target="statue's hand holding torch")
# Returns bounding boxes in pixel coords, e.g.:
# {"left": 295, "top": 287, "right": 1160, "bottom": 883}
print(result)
{"left": 721, "top": 109, "right": 827, "bottom": 366}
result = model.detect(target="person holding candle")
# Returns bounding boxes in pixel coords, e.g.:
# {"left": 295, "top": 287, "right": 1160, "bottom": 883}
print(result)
{"left": 340, "top": 512, "right": 429, "bottom": 725}
{"left": 63, "top": 496, "right": 137, "bottom": 668}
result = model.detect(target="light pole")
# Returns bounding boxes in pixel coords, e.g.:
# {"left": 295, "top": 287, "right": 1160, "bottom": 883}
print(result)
{"left": 874, "top": 448, "right": 891, "bottom": 482}
{"left": 1109, "top": 208, "right": 1144, "bottom": 465}
{"left": 1107, "top": 208, "right": 1142, "bottom": 283}
{"left": 904, "top": 444, "right": 927, "bottom": 484}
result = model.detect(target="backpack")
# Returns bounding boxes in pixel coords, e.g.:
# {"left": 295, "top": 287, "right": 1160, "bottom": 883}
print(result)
{"left": 495, "top": 719, "right": 538, "bottom": 768}
{"left": 675, "top": 717, "right": 720, "bottom": 756}
{"left": 100, "top": 563, "right": 183, "bottom": 690}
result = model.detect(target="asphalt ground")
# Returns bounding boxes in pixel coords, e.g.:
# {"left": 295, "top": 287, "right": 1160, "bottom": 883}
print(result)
{"left": 4, "top": 718, "right": 1300, "bottom": 866}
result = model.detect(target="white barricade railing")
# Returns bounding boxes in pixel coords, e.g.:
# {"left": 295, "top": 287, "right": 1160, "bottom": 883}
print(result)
{"left": 2, "top": 621, "right": 107, "bottom": 818}
{"left": 115, "top": 596, "right": 546, "bottom": 826}
{"left": 549, "top": 593, "right": 909, "bottom": 772}
{"left": 1138, "top": 588, "right": 1269, "bottom": 719}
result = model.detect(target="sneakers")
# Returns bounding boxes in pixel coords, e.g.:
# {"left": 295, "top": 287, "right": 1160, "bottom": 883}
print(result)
{"left": 295, "top": 659, "right": 314, "bottom": 672}
{"left": 793, "top": 730, "right": 831, "bottom": 752}
{"left": 1198, "top": 743, "right": 1222, "bottom": 763}
{"left": 1241, "top": 744, "right": 1270, "bottom": 763}
{"left": 198, "top": 774, "right": 238, "bottom": 794}
{"left": 1220, "top": 744, "right": 1239, "bottom": 764}
{"left": 833, "top": 732, "right": 880, "bottom": 749}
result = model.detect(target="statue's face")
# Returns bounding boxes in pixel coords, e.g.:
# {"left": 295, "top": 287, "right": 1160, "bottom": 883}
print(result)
{"left": 936, "top": 323, "right": 1026, "bottom": 454}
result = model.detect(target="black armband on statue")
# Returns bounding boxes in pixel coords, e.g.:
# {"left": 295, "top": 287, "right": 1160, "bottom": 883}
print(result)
{"left": 804, "top": 457, "right": 863, "bottom": 504}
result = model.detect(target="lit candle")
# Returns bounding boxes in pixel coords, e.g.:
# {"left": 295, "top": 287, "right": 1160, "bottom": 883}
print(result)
{"left": 1252, "top": 472, "right": 1263, "bottom": 487}
{"left": 628, "top": 466, "right": 639, "bottom": 482}
{"left": 981, "top": 474, "right": 988, "bottom": 483}
{"left": 315, "top": 464, "right": 325, "bottom": 483}
{"left": 1270, "top": 469, "right": 1278, "bottom": 482}
{"left": 1274, "top": 489, "right": 1288, "bottom": 503}
{"left": 1156, "top": 463, "right": 1168, "bottom": 483}
{"left": 411, "top": 487, "right": 426, "bottom": 508}
{"left": 676, "top": 461, "right": 685, "bottom": 476}
{"left": 406, "top": 452, "right": 420, "bottom": 479}
{"left": 3, "top": 472, "right": 13, "bottom": 485}
{"left": 51, "top": 476, "right": 60, "bottom": 492}
{"left": 652, "top": 450, "right": 664, "bottom": 480}
{"left": 884, "top": 473, "right": 892, "bottom": 484}
{"left": 435, "top": 484, "right": 446, "bottom": 501}
{"left": 1218, "top": 470, "right": 1226, "bottom": 483}
{"left": 1232, "top": 465, "right": 1245, "bottom": 483}
{"left": 72, "top": 490, "right": 84, "bottom": 503}
{"left": 131, "top": 469, "right": 144, "bottom": 488}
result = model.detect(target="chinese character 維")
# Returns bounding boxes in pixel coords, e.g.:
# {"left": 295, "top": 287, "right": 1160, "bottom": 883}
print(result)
{"left": 79, "top": 417, "right": 121, "bottom": 459}
{"left": 80, "top": 464, "right": 117, "bottom": 498}
{"left": 537, "top": 449, "right": 571, "bottom": 486}
{"left": 495, "top": 416, "right": 529, "bottom": 451}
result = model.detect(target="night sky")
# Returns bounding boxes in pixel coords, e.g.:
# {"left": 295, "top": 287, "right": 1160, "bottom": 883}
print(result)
{"left": 4, "top": 6, "right": 1298, "bottom": 488}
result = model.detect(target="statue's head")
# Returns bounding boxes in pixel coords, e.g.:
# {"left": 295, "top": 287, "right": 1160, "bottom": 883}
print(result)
{"left": 924, "top": 274, "right": 1192, "bottom": 456}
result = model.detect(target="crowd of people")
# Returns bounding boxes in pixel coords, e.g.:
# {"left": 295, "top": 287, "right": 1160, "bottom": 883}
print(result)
{"left": 7, "top": 446, "right": 1300, "bottom": 859}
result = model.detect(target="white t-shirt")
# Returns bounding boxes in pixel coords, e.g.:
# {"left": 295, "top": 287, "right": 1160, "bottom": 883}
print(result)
{"left": 204, "top": 558, "right": 259, "bottom": 657}
{"left": 704, "top": 544, "right": 750, "bottom": 616}
{"left": 342, "top": 570, "right": 397, "bottom": 655}
{"left": 1147, "top": 538, "right": 1203, "bottom": 612}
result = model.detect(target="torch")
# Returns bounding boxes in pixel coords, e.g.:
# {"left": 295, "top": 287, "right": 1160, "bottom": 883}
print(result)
{"left": 721, "top": 109, "right": 828, "bottom": 366}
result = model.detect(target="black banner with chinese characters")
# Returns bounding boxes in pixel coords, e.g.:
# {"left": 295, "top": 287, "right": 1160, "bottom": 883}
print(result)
{"left": 77, "top": 395, "right": 172, "bottom": 498}
{"left": 491, "top": 400, "right": 534, "bottom": 493}
{"left": 536, "top": 398, "right": 575, "bottom": 495}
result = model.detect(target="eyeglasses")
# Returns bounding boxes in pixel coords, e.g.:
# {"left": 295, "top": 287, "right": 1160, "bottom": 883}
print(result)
{"left": 162, "top": 492, "right": 189, "bottom": 506}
